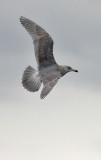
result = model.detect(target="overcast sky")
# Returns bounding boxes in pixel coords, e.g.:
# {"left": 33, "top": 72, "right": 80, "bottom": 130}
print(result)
{"left": 0, "top": 0, "right": 101, "bottom": 160}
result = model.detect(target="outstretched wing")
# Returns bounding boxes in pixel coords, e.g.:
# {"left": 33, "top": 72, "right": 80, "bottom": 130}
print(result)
{"left": 40, "top": 74, "right": 61, "bottom": 99}
{"left": 20, "top": 16, "right": 57, "bottom": 67}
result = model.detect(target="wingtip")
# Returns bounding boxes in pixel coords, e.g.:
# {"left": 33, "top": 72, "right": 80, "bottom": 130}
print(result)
{"left": 20, "top": 16, "right": 23, "bottom": 23}
{"left": 20, "top": 16, "right": 24, "bottom": 21}
{"left": 20, "top": 16, "right": 27, "bottom": 22}
{"left": 40, "top": 95, "right": 45, "bottom": 99}
{"left": 20, "top": 16, "right": 24, "bottom": 19}
{"left": 20, "top": 16, "right": 27, "bottom": 25}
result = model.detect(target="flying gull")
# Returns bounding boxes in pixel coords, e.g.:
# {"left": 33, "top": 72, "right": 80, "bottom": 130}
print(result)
{"left": 20, "top": 16, "right": 78, "bottom": 99}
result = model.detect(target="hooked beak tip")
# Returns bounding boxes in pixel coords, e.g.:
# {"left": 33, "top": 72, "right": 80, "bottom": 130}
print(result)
{"left": 74, "top": 70, "right": 78, "bottom": 73}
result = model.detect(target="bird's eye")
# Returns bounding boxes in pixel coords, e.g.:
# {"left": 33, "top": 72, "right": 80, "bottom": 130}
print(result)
{"left": 68, "top": 66, "right": 71, "bottom": 70}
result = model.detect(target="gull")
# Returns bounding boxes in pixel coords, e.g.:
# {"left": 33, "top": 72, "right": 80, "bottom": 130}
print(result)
{"left": 20, "top": 16, "right": 78, "bottom": 99}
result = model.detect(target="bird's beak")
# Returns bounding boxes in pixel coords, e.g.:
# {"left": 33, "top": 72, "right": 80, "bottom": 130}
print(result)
{"left": 72, "top": 69, "right": 78, "bottom": 72}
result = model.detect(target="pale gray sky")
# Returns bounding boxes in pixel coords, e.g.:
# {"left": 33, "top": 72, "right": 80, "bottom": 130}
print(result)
{"left": 0, "top": 0, "right": 101, "bottom": 160}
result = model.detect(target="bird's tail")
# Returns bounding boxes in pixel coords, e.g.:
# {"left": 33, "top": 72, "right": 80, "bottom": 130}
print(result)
{"left": 22, "top": 66, "right": 41, "bottom": 92}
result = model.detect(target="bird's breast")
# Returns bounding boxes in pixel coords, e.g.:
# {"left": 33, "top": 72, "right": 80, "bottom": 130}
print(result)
{"left": 39, "top": 64, "right": 59, "bottom": 82}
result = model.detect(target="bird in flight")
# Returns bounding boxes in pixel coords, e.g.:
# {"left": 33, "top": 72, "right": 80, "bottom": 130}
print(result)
{"left": 20, "top": 16, "right": 78, "bottom": 99}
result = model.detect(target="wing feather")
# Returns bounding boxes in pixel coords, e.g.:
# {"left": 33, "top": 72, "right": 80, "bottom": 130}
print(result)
{"left": 20, "top": 16, "right": 56, "bottom": 67}
{"left": 40, "top": 74, "right": 60, "bottom": 99}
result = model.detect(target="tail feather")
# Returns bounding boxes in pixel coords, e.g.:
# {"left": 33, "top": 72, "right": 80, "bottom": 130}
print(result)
{"left": 22, "top": 66, "right": 41, "bottom": 92}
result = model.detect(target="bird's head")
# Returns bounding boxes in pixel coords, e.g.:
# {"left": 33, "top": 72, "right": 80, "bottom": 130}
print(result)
{"left": 66, "top": 66, "right": 78, "bottom": 73}
{"left": 60, "top": 65, "right": 78, "bottom": 77}
{"left": 63, "top": 66, "right": 78, "bottom": 73}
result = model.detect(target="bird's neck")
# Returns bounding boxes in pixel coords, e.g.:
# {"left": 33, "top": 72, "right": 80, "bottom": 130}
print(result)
{"left": 59, "top": 65, "right": 68, "bottom": 77}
